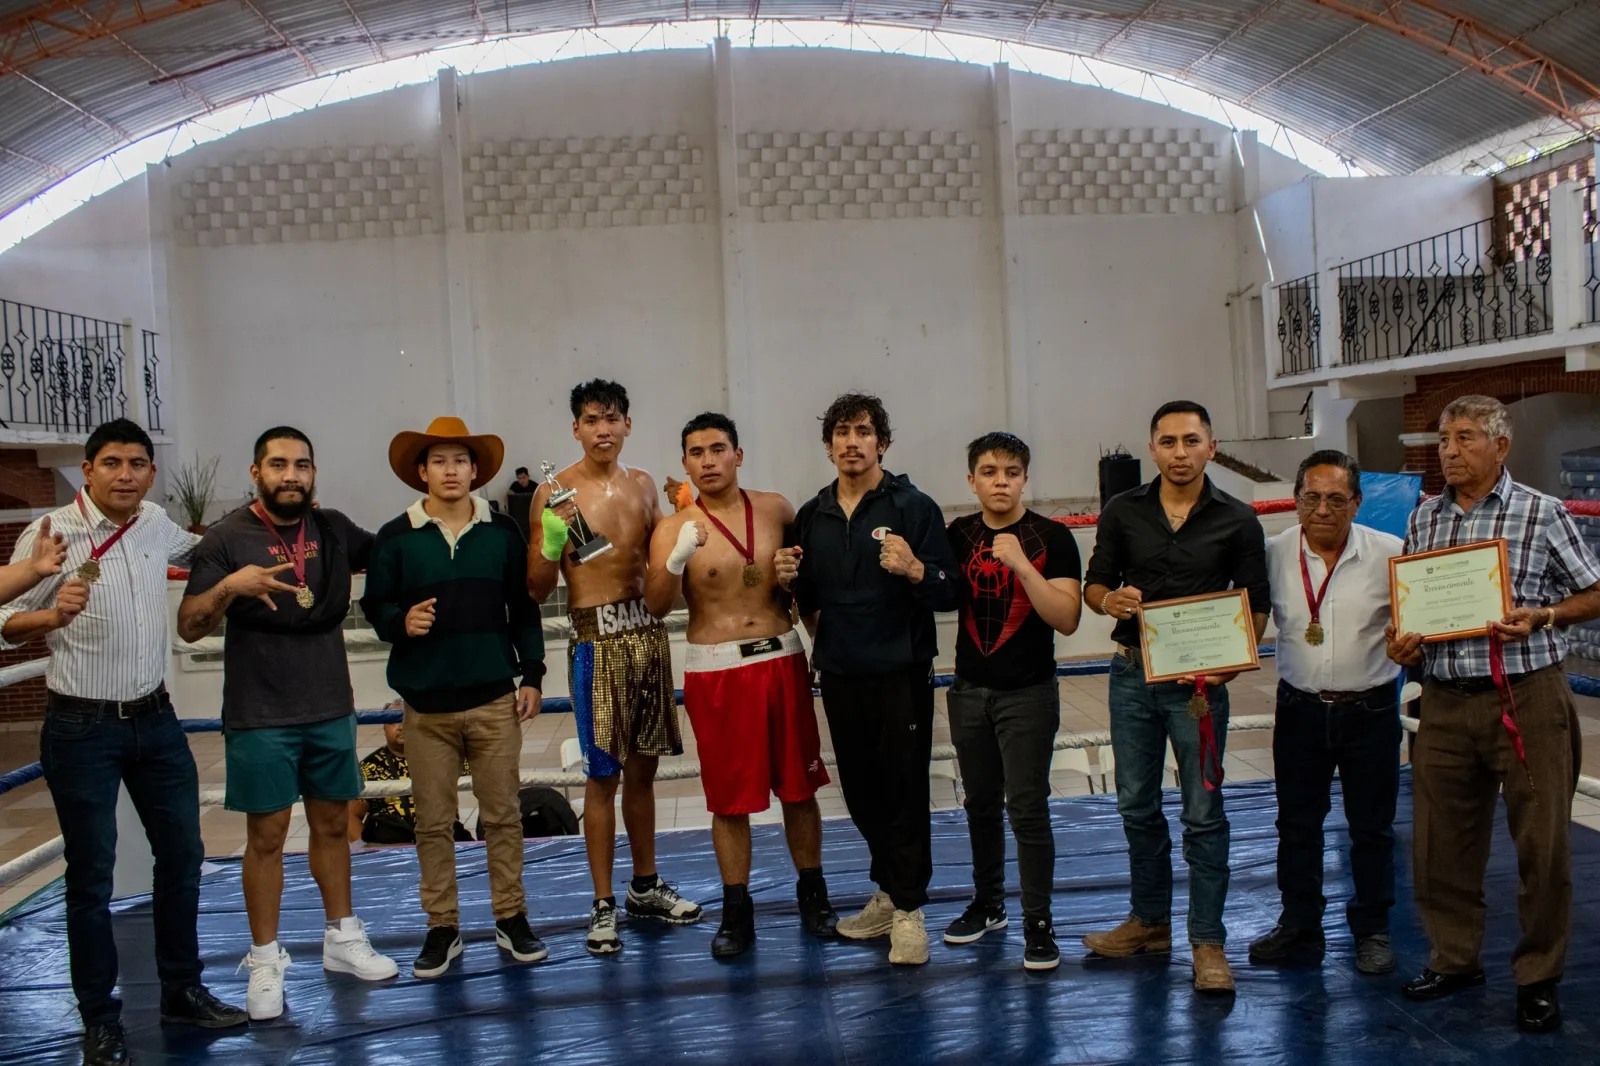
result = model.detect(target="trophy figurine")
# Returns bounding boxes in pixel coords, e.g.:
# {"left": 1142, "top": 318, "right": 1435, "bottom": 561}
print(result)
{"left": 541, "top": 461, "right": 613, "bottom": 565}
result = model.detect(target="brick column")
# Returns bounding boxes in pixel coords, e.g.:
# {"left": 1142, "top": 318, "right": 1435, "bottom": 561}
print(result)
{"left": 0, "top": 450, "right": 59, "bottom": 722}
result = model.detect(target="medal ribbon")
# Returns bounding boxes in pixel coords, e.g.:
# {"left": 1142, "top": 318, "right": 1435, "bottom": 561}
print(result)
{"left": 250, "top": 502, "right": 309, "bottom": 591}
{"left": 1487, "top": 629, "right": 1535, "bottom": 794}
{"left": 75, "top": 489, "right": 139, "bottom": 563}
{"left": 695, "top": 490, "right": 755, "bottom": 566}
{"left": 1298, "top": 532, "right": 1346, "bottom": 631}
{"left": 1193, "top": 676, "right": 1223, "bottom": 793}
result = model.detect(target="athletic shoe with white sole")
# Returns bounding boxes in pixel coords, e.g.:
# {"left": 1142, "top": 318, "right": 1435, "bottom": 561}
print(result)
{"left": 888, "top": 909, "right": 930, "bottom": 966}
{"left": 943, "top": 900, "right": 1009, "bottom": 945}
{"left": 238, "top": 947, "right": 290, "bottom": 1021}
{"left": 412, "top": 926, "right": 463, "bottom": 979}
{"left": 587, "top": 899, "right": 623, "bottom": 955}
{"left": 836, "top": 890, "right": 896, "bottom": 940}
{"left": 625, "top": 878, "right": 704, "bottom": 925}
{"left": 495, "top": 913, "right": 550, "bottom": 963}
{"left": 323, "top": 917, "right": 398, "bottom": 980}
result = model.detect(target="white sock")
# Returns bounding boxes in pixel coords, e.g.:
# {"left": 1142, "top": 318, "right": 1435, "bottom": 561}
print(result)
{"left": 250, "top": 941, "right": 278, "bottom": 961}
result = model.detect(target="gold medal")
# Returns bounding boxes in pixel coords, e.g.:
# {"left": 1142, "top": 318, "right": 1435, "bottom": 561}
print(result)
{"left": 1305, "top": 622, "right": 1324, "bottom": 646}
{"left": 295, "top": 585, "right": 315, "bottom": 609}
{"left": 1187, "top": 690, "right": 1209, "bottom": 720}
{"left": 76, "top": 558, "right": 101, "bottom": 584}
{"left": 742, "top": 564, "right": 762, "bottom": 588}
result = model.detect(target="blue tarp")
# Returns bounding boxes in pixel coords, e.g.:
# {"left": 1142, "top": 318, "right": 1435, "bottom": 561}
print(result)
{"left": 1357, "top": 471, "right": 1422, "bottom": 540}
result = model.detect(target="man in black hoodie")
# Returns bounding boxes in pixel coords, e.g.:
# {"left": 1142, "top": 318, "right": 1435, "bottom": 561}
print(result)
{"left": 776, "top": 393, "right": 959, "bottom": 966}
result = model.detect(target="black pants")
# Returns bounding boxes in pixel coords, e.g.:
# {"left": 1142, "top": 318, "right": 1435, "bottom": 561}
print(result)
{"left": 1273, "top": 681, "right": 1401, "bottom": 937}
{"left": 820, "top": 664, "right": 934, "bottom": 912}
{"left": 947, "top": 677, "right": 1059, "bottom": 922}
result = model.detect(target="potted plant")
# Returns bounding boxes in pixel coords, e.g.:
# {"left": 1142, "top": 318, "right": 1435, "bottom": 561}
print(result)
{"left": 169, "top": 455, "right": 220, "bottom": 534}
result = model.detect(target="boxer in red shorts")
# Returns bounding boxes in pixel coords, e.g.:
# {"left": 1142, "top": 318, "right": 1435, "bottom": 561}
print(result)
{"left": 645, "top": 412, "right": 838, "bottom": 959}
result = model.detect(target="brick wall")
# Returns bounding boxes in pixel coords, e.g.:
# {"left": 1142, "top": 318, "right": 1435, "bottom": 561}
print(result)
{"left": 1402, "top": 358, "right": 1600, "bottom": 493}
{"left": 0, "top": 452, "right": 56, "bottom": 722}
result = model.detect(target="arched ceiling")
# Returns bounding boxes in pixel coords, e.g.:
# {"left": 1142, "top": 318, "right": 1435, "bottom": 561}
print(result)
{"left": 1, "top": 0, "right": 1597, "bottom": 219}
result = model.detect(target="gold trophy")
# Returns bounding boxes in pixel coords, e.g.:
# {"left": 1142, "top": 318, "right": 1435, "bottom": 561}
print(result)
{"left": 541, "top": 461, "right": 613, "bottom": 565}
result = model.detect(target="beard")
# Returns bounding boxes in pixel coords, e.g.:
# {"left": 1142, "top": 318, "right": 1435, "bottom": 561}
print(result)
{"left": 258, "top": 480, "right": 314, "bottom": 520}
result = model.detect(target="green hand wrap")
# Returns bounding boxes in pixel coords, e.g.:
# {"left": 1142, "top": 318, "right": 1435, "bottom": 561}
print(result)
{"left": 540, "top": 508, "right": 570, "bottom": 561}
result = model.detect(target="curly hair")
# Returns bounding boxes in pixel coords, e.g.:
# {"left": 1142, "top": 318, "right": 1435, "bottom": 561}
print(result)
{"left": 819, "top": 392, "right": 892, "bottom": 449}
{"left": 569, "top": 379, "right": 630, "bottom": 420}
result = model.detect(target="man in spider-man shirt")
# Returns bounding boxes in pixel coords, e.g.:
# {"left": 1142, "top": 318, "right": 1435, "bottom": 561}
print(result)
{"left": 943, "top": 432, "right": 1082, "bottom": 971}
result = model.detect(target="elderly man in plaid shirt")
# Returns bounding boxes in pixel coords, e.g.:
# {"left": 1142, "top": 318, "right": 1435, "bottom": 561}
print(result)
{"left": 1386, "top": 395, "right": 1600, "bottom": 1035}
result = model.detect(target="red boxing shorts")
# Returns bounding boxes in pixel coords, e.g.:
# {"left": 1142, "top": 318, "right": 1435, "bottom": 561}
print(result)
{"left": 683, "top": 630, "right": 830, "bottom": 816}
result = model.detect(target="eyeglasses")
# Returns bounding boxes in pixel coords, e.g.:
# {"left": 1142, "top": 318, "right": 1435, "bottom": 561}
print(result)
{"left": 1296, "top": 493, "right": 1354, "bottom": 512}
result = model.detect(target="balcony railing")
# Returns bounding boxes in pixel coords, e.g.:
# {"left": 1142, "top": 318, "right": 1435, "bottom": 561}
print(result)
{"left": 1274, "top": 273, "right": 1321, "bottom": 376}
{"left": 0, "top": 298, "right": 165, "bottom": 436}
{"left": 1335, "top": 211, "right": 1551, "bottom": 365}
{"left": 1585, "top": 178, "right": 1598, "bottom": 326}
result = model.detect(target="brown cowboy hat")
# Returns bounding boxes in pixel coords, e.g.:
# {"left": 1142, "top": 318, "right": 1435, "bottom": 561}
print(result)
{"left": 387, "top": 416, "right": 505, "bottom": 494}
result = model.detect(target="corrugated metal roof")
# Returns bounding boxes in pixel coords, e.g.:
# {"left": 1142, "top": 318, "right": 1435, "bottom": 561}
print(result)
{"left": 1, "top": 0, "right": 1596, "bottom": 216}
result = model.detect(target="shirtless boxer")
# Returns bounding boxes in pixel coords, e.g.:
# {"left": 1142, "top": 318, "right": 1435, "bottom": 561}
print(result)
{"left": 528, "top": 379, "right": 702, "bottom": 955}
{"left": 644, "top": 413, "right": 838, "bottom": 959}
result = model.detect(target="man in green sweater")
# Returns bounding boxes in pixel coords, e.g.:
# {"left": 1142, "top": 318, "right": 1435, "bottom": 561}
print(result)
{"left": 361, "top": 416, "right": 548, "bottom": 979}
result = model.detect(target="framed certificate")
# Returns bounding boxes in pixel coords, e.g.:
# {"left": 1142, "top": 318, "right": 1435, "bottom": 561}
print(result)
{"left": 1137, "top": 589, "right": 1261, "bottom": 684}
{"left": 1389, "top": 539, "right": 1511, "bottom": 643}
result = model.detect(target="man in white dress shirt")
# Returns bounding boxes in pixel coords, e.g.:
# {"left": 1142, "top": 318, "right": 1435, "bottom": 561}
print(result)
{"left": 0, "top": 420, "right": 247, "bottom": 1066}
{"left": 1249, "top": 450, "right": 1403, "bottom": 977}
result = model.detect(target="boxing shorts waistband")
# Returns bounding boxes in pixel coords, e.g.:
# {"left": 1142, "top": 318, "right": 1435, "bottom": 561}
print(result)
{"left": 569, "top": 596, "right": 663, "bottom": 643}
{"left": 684, "top": 630, "right": 804, "bottom": 673}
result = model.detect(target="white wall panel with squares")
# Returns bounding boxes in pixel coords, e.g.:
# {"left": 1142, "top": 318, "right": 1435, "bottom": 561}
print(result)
{"left": 1018, "top": 129, "right": 1229, "bottom": 216}
{"left": 174, "top": 145, "right": 437, "bottom": 246}
{"left": 739, "top": 130, "right": 983, "bottom": 222}
{"left": 463, "top": 136, "right": 708, "bottom": 231}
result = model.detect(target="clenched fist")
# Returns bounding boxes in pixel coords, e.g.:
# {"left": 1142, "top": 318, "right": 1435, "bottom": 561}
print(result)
{"left": 774, "top": 546, "right": 803, "bottom": 591}
{"left": 54, "top": 578, "right": 90, "bottom": 628}
{"left": 990, "top": 533, "right": 1030, "bottom": 573}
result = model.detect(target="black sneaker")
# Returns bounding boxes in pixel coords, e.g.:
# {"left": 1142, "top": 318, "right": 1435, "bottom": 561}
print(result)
{"left": 81, "top": 1021, "right": 127, "bottom": 1065}
{"left": 1023, "top": 917, "right": 1060, "bottom": 972}
{"left": 626, "top": 877, "right": 704, "bottom": 924}
{"left": 158, "top": 985, "right": 248, "bottom": 1028}
{"left": 1355, "top": 933, "right": 1396, "bottom": 975}
{"left": 412, "top": 926, "right": 463, "bottom": 978}
{"left": 943, "top": 900, "right": 1008, "bottom": 945}
{"left": 495, "top": 913, "right": 549, "bottom": 963}
{"left": 712, "top": 893, "right": 756, "bottom": 960}
{"left": 1247, "top": 923, "right": 1326, "bottom": 965}
{"left": 587, "top": 899, "right": 623, "bottom": 955}
{"left": 797, "top": 877, "right": 839, "bottom": 939}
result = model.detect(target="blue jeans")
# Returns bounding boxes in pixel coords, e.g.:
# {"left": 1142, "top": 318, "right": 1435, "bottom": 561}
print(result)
{"left": 1107, "top": 654, "right": 1231, "bottom": 945}
{"left": 39, "top": 697, "right": 205, "bottom": 1024}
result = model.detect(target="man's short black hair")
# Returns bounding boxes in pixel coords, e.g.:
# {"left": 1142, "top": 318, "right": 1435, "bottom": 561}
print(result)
{"left": 1295, "top": 449, "right": 1363, "bottom": 498}
{"left": 570, "top": 379, "right": 630, "bottom": 420}
{"left": 681, "top": 412, "right": 739, "bottom": 453}
{"left": 253, "top": 426, "right": 314, "bottom": 465}
{"left": 85, "top": 418, "right": 154, "bottom": 462}
{"left": 515, "top": 466, "right": 529, "bottom": 476}
{"left": 966, "top": 432, "right": 1031, "bottom": 474}
{"left": 1149, "top": 400, "right": 1212, "bottom": 437}
{"left": 820, "top": 392, "right": 892, "bottom": 449}
{"left": 418, "top": 441, "right": 477, "bottom": 468}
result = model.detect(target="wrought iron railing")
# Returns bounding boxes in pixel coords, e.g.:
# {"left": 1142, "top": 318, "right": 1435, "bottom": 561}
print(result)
{"left": 0, "top": 299, "right": 130, "bottom": 433}
{"left": 142, "top": 329, "right": 164, "bottom": 431}
{"left": 1274, "top": 273, "right": 1321, "bottom": 375}
{"left": 1335, "top": 210, "right": 1552, "bottom": 364}
{"left": 1585, "top": 179, "right": 1598, "bottom": 326}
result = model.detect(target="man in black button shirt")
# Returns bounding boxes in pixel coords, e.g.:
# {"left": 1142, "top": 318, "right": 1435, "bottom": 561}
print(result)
{"left": 943, "top": 433, "right": 1082, "bottom": 972}
{"left": 1080, "top": 400, "right": 1269, "bottom": 994}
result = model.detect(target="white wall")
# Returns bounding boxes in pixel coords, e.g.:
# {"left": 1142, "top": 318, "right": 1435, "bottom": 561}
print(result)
{"left": 1507, "top": 392, "right": 1600, "bottom": 496}
{"left": 0, "top": 176, "right": 154, "bottom": 325}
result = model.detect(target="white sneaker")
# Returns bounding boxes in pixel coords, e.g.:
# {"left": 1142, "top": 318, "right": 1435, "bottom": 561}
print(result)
{"left": 835, "top": 890, "right": 895, "bottom": 940}
{"left": 888, "top": 909, "right": 930, "bottom": 966}
{"left": 323, "top": 917, "right": 399, "bottom": 981}
{"left": 237, "top": 947, "right": 290, "bottom": 1021}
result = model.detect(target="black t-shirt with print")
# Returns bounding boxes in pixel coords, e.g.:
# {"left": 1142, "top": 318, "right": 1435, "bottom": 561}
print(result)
{"left": 949, "top": 510, "right": 1082, "bottom": 690}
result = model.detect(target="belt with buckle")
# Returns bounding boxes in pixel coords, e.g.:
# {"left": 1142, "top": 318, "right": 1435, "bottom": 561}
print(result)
{"left": 1115, "top": 644, "right": 1143, "bottom": 667}
{"left": 1309, "top": 684, "right": 1394, "bottom": 706}
{"left": 47, "top": 685, "right": 168, "bottom": 719}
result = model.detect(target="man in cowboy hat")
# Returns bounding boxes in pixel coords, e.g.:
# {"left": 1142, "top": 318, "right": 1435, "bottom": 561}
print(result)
{"left": 360, "top": 416, "right": 549, "bottom": 979}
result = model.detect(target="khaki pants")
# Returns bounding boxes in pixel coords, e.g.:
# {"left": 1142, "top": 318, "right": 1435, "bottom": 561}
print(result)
{"left": 405, "top": 694, "right": 525, "bottom": 927}
{"left": 1413, "top": 665, "right": 1580, "bottom": 985}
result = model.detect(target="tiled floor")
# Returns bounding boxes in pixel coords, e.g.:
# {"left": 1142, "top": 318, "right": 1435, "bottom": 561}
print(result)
{"left": 4, "top": 659, "right": 1600, "bottom": 915}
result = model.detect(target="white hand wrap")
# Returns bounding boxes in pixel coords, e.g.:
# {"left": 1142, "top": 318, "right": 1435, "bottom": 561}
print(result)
{"left": 666, "top": 521, "right": 701, "bottom": 576}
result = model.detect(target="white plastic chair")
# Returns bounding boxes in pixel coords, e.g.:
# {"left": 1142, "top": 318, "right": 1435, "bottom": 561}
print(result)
{"left": 1051, "top": 746, "right": 1097, "bottom": 793}
{"left": 1095, "top": 745, "right": 1117, "bottom": 794}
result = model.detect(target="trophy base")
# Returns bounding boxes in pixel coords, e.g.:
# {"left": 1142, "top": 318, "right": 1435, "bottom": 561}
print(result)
{"left": 570, "top": 535, "right": 614, "bottom": 565}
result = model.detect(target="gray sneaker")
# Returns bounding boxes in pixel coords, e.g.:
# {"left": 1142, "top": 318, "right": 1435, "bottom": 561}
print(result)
{"left": 1355, "top": 934, "right": 1395, "bottom": 975}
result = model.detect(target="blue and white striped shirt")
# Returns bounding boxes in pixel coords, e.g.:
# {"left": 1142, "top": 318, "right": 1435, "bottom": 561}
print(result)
{"left": 1405, "top": 468, "right": 1600, "bottom": 681}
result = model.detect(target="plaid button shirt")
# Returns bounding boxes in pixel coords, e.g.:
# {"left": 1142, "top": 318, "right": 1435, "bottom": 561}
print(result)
{"left": 1405, "top": 468, "right": 1600, "bottom": 680}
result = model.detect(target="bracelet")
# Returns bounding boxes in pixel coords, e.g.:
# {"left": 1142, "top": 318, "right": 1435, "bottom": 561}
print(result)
{"left": 1100, "top": 590, "right": 1115, "bottom": 615}
{"left": 1547, "top": 607, "right": 1558, "bottom": 630}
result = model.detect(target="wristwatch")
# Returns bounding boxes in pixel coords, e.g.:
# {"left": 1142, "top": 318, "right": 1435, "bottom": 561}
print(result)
{"left": 1545, "top": 606, "right": 1558, "bottom": 630}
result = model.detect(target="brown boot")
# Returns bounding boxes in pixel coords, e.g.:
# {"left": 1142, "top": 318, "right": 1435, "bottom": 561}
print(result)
{"left": 1082, "top": 917, "right": 1173, "bottom": 958}
{"left": 1192, "top": 944, "right": 1235, "bottom": 993}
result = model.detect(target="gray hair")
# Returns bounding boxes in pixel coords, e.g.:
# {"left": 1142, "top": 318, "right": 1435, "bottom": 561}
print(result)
{"left": 1439, "top": 394, "right": 1513, "bottom": 441}
{"left": 1294, "top": 449, "right": 1362, "bottom": 498}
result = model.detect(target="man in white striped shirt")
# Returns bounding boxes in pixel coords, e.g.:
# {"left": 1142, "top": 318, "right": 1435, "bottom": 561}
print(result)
{"left": 0, "top": 419, "right": 246, "bottom": 1066}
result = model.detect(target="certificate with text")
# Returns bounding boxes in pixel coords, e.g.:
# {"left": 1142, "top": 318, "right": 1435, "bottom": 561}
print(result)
{"left": 1137, "top": 589, "right": 1260, "bottom": 684}
{"left": 1389, "top": 539, "right": 1511, "bottom": 643}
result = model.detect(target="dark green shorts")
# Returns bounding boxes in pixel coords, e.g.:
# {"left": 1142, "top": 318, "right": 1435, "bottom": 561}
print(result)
{"left": 223, "top": 715, "right": 362, "bottom": 814}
